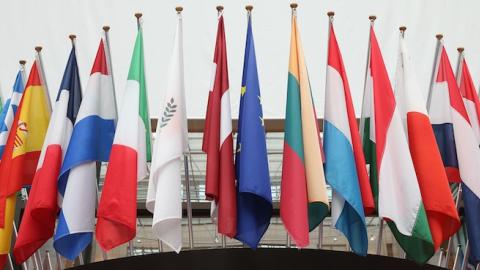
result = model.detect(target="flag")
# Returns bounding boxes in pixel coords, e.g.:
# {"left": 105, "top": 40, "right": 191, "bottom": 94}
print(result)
{"left": 14, "top": 46, "right": 83, "bottom": 263}
{"left": 96, "top": 24, "right": 151, "bottom": 251}
{"left": 361, "top": 25, "right": 433, "bottom": 263}
{"left": 280, "top": 10, "right": 329, "bottom": 248}
{"left": 0, "top": 69, "right": 25, "bottom": 159}
{"left": 234, "top": 13, "right": 272, "bottom": 248}
{"left": 0, "top": 67, "right": 25, "bottom": 267}
{"left": 0, "top": 60, "right": 51, "bottom": 227}
{"left": 394, "top": 31, "right": 460, "bottom": 253}
{"left": 202, "top": 14, "right": 237, "bottom": 238}
{"left": 53, "top": 38, "right": 116, "bottom": 260}
{"left": 324, "top": 20, "right": 372, "bottom": 256}
{"left": 457, "top": 51, "right": 480, "bottom": 144}
{"left": 146, "top": 14, "right": 187, "bottom": 253}
{"left": 429, "top": 45, "right": 480, "bottom": 265}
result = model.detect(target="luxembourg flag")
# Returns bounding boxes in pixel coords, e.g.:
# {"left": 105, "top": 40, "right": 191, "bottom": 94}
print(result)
{"left": 323, "top": 17, "right": 372, "bottom": 256}
{"left": 96, "top": 22, "right": 152, "bottom": 251}
{"left": 0, "top": 66, "right": 25, "bottom": 159}
{"left": 54, "top": 38, "right": 116, "bottom": 260}
{"left": 451, "top": 48, "right": 480, "bottom": 265}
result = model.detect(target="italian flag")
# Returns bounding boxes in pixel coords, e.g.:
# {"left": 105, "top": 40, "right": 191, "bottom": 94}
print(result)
{"left": 280, "top": 8, "right": 329, "bottom": 248}
{"left": 96, "top": 26, "right": 151, "bottom": 251}
{"left": 361, "top": 25, "right": 433, "bottom": 263}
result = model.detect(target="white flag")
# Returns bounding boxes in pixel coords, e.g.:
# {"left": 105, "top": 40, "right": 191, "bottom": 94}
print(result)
{"left": 146, "top": 13, "right": 188, "bottom": 253}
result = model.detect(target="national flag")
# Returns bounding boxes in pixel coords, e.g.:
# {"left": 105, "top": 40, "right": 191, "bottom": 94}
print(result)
{"left": 14, "top": 45, "right": 83, "bottom": 263}
{"left": 427, "top": 44, "right": 461, "bottom": 184}
{"left": 0, "top": 68, "right": 25, "bottom": 159}
{"left": 457, "top": 50, "right": 480, "bottom": 144}
{"left": 429, "top": 43, "right": 480, "bottom": 265}
{"left": 0, "top": 66, "right": 26, "bottom": 267}
{"left": 324, "top": 18, "right": 372, "bottom": 256}
{"left": 202, "top": 14, "right": 237, "bottom": 238}
{"left": 96, "top": 23, "right": 152, "bottom": 251}
{"left": 280, "top": 8, "right": 329, "bottom": 248}
{"left": 361, "top": 25, "right": 433, "bottom": 263}
{"left": 394, "top": 30, "right": 460, "bottom": 253}
{"left": 53, "top": 37, "right": 116, "bottom": 260}
{"left": 234, "top": 12, "right": 272, "bottom": 248}
{"left": 146, "top": 13, "right": 187, "bottom": 253}
{"left": 0, "top": 59, "right": 51, "bottom": 227}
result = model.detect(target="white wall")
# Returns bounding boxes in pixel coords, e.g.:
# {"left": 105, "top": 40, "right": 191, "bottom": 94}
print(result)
{"left": 0, "top": 0, "right": 479, "bottom": 119}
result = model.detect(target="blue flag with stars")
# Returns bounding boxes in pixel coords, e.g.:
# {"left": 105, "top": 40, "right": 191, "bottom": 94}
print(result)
{"left": 235, "top": 14, "right": 272, "bottom": 248}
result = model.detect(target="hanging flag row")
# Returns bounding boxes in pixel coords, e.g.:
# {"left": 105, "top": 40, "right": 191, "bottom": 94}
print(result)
{"left": 0, "top": 4, "right": 478, "bottom": 268}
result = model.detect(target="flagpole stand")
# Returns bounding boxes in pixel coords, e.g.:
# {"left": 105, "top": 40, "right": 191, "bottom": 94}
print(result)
{"left": 317, "top": 223, "right": 323, "bottom": 249}
{"left": 183, "top": 153, "right": 194, "bottom": 250}
{"left": 376, "top": 218, "right": 384, "bottom": 255}
{"left": 461, "top": 240, "right": 470, "bottom": 270}
{"left": 45, "top": 250, "right": 53, "bottom": 270}
{"left": 452, "top": 244, "right": 461, "bottom": 270}
{"left": 158, "top": 240, "right": 164, "bottom": 253}
{"left": 437, "top": 248, "right": 444, "bottom": 267}
{"left": 128, "top": 241, "right": 134, "bottom": 256}
{"left": 286, "top": 234, "right": 291, "bottom": 248}
{"left": 56, "top": 252, "right": 64, "bottom": 270}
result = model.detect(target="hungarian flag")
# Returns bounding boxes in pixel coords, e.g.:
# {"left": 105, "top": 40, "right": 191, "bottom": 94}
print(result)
{"left": 0, "top": 59, "right": 51, "bottom": 227}
{"left": 234, "top": 12, "right": 272, "bottom": 248}
{"left": 394, "top": 31, "right": 460, "bottom": 254}
{"left": 54, "top": 37, "right": 116, "bottom": 260}
{"left": 202, "top": 14, "right": 237, "bottom": 238}
{"left": 361, "top": 25, "right": 432, "bottom": 263}
{"left": 0, "top": 65, "right": 27, "bottom": 268}
{"left": 324, "top": 19, "right": 372, "bottom": 256}
{"left": 429, "top": 45, "right": 480, "bottom": 265}
{"left": 14, "top": 45, "right": 83, "bottom": 263}
{"left": 146, "top": 13, "right": 187, "bottom": 253}
{"left": 280, "top": 9, "right": 329, "bottom": 248}
{"left": 97, "top": 24, "right": 151, "bottom": 251}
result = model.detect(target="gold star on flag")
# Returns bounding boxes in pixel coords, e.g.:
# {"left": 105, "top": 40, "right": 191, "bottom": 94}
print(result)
{"left": 241, "top": 86, "right": 246, "bottom": 96}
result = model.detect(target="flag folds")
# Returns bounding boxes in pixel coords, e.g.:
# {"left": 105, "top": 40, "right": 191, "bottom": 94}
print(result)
{"left": 0, "top": 60, "right": 50, "bottom": 228}
{"left": 324, "top": 20, "right": 371, "bottom": 256}
{"left": 54, "top": 38, "right": 116, "bottom": 260}
{"left": 202, "top": 15, "right": 237, "bottom": 238}
{"left": 234, "top": 14, "right": 272, "bottom": 248}
{"left": 146, "top": 14, "right": 187, "bottom": 253}
{"left": 394, "top": 32, "right": 459, "bottom": 254}
{"left": 280, "top": 10, "right": 329, "bottom": 248}
{"left": 14, "top": 46, "right": 83, "bottom": 263}
{"left": 362, "top": 26, "right": 433, "bottom": 263}
{"left": 0, "top": 66, "right": 26, "bottom": 268}
{"left": 430, "top": 47, "right": 480, "bottom": 265}
{"left": 96, "top": 25, "right": 151, "bottom": 251}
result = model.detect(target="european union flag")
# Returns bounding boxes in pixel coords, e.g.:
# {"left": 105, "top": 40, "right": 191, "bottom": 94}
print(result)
{"left": 235, "top": 14, "right": 272, "bottom": 248}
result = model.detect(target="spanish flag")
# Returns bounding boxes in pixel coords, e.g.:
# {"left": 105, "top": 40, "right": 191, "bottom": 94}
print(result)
{"left": 0, "top": 60, "right": 51, "bottom": 228}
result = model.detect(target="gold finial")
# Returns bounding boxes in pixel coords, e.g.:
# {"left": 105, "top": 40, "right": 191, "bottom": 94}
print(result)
{"left": 35, "top": 46, "right": 42, "bottom": 52}
{"left": 436, "top": 34, "right": 443, "bottom": 40}
{"left": 369, "top": 15, "right": 377, "bottom": 21}
{"left": 103, "top": 26, "right": 110, "bottom": 32}
{"left": 457, "top": 47, "right": 465, "bottom": 53}
{"left": 290, "top": 3, "right": 298, "bottom": 9}
{"left": 216, "top": 5, "right": 224, "bottom": 12}
{"left": 327, "top": 11, "right": 335, "bottom": 17}
{"left": 246, "top": 5, "right": 253, "bottom": 11}
{"left": 176, "top": 6, "right": 183, "bottom": 13}
{"left": 19, "top": 60, "right": 26, "bottom": 65}
{"left": 399, "top": 26, "right": 406, "bottom": 31}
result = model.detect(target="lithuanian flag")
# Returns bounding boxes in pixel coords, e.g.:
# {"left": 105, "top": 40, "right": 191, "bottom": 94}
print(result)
{"left": 280, "top": 5, "right": 329, "bottom": 248}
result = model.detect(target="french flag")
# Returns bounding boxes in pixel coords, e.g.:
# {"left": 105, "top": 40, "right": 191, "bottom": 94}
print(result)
{"left": 429, "top": 44, "right": 480, "bottom": 265}
{"left": 13, "top": 44, "right": 82, "bottom": 263}
{"left": 455, "top": 49, "right": 480, "bottom": 265}
{"left": 54, "top": 38, "right": 116, "bottom": 260}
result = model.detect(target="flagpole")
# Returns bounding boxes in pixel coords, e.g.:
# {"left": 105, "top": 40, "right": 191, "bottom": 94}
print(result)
{"left": 34, "top": 46, "right": 52, "bottom": 111}
{"left": 359, "top": 15, "right": 375, "bottom": 139}
{"left": 452, "top": 244, "right": 461, "bottom": 269}
{"left": 102, "top": 25, "right": 118, "bottom": 119}
{"left": 426, "top": 34, "right": 443, "bottom": 112}
{"left": 446, "top": 183, "right": 463, "bottom": 265}
{"left": 376, "top": 218, "right": 384, "bottom": 255}
{"left": 461, "top": 240, "right": 470, "bottom": 270}
{"left": 455, "top": 47, "right": 465, "bottom": 85}
{"left": 45, "top": 250, "right": 53, "bottom": 270}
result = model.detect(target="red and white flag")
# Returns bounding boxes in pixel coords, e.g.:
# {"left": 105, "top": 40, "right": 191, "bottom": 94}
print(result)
{"left": 202, "top": 14, "right": 237, "bottom": 238}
